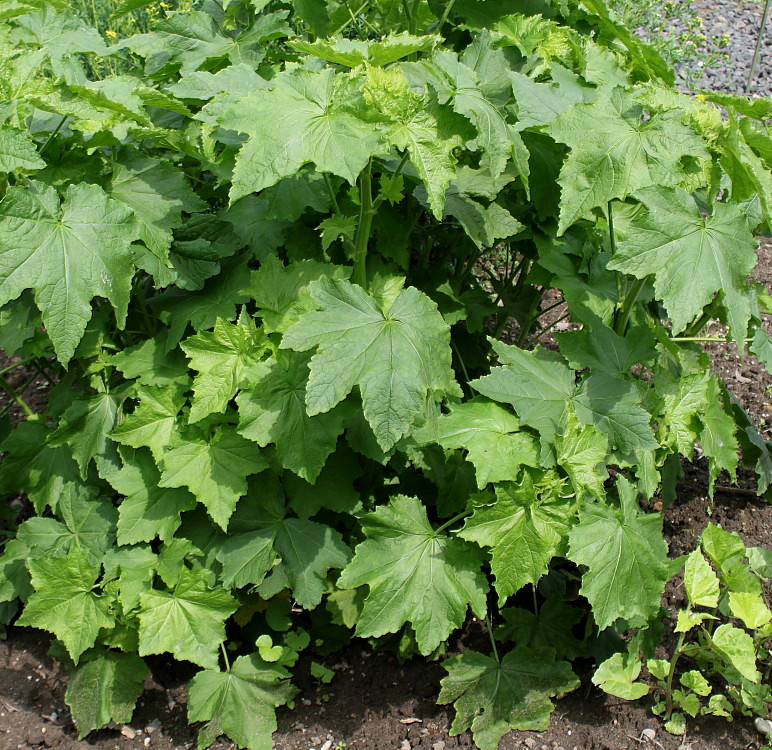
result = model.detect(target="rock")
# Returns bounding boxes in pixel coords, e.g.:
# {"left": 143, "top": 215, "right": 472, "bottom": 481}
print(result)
{"left": 432, "top": 742, "right": 446, "bottom": 750}
{"left": 145, "top": 719, "right": 162, "bottom": 735}
{"left": 320, "top": 741, "right": 332, "bottom": 750}
{"left": 641, "top": 728, "right": 656, "bottom": 741}
{"left": 756, "top": 717, "right": 772, "bottom": 735}
{"left": 524, "top": 740, "right": 537, "bottom": 749}
{"left": 401, "top": 740, "right": 412, "bottom": 750}
{"left": 121, "top": 725, "right": 137, "bottom": 740}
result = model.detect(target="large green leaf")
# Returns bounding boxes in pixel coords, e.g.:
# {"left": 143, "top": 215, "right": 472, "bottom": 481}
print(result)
{"left": 0, "top": 181, "right": 138, "bottom": 363}
{"left": 339, "top": 495, "right": 488, "bottom": 655}
{"left": 187, "top": 654, "right": 295, "bottom": 750}
{"left": 438, "top": 647, "right": 579, "bottom": 750}
{"left": 282, "top": 278, "right": 459, "bottom": 451}
{"left": 0, "top": 126, "right": 45, "bottom": 172}
{"left": 567, "top": 478, "right": 670, "bottom": 629}
{"left": 17, "top": 547, "right": 114, "bottom": 662}
{"left": 546, "top": 89, "right": 708, "bottom": 233}
{"left": 607, "top": 187, "right": 758, "bottom": 340}
{"left": 138, "top": 568, "right": 237, "bottom": 670}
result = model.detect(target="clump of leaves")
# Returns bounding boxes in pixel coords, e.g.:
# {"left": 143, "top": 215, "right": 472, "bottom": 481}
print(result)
{"left": 593, "top": 523, "right": 772, "bottom": 735}
{"left": 0, "top": 1, "right": 771, "bottom": 749}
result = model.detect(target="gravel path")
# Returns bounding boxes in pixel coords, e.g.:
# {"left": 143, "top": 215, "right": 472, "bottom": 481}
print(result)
{"left": 673, "top": 0, "right": 772, "bottom": 96}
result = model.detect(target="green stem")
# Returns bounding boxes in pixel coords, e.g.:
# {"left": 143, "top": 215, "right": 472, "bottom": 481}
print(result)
{"left": 607, "top": 201, "right": 617, "bottom": 256}
{"left": 323, "top": 173, "right": 342, "bottom": 216}
{"left": 353, "top": 160, "right": 374, "bottom": 289}
{"left": 486, "top": 614, "right": 500, "bottom": 662}
{"left": 39, "top": 115, "right": 68, "bottom": 157}
{"left": 682, "top": 310, "right": 712, "bottom": 337}
{"left": 331, "top": 1, "right": 369, "bottom": 35}
{"left": 670, "top": 336, "right": 727, "bottom": 343}
{"left": 524, "top": 312, "right": 570, "bottom": 349}
{"left": 436, "top": 0, "right": 456, "bottom": 30}
{"left": 401, "top": 0, "right": 413, "bottom": 32}
{"left": 0, "top": 358, "right": 35, "bottom": 378}
{"left": 220, "top": 642, "right": 231, "bottom": 672}
{"left": 664, "top": 631, "right": 687, "bottom": 720}
{"left": 451, "top": 340, "right": 471, "bottom": 388}
{"left": 434, "top": 509, "right": 470, "bottom": 535}
{"left": 747, "top": 0, "right": 772, "bottom": 94}
{"left": 516, "top": 288, "right": 545, "bottom": 347}
{"left": 613, "top": 276, "right": 646, "bottom": 336}
{"left": 0, "top": 373, "right": 35, "bottom": 418}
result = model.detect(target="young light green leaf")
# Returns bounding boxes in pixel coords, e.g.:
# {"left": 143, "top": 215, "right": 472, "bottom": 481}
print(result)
{"left": 683, "top": 549, "right": 720, "bottom": 608}
{"left": 592, "top": 652, "right": 649, "bottom": 700}
{"left": 546, "top": 88, "right": 708, "bottom": 233}
{"left": 711, "top": 623, "right": 760, "bottom": 683}
{"left": 138, "top": 568, "right": 237, "bottom": 670}
{"left": 237, "top": 351, "right": 348, "bottom": 482}
{"left": 66, "top": 650, "right": 149, "bottom": 739}
{"left": 430, "top": 399, "right": 539, "bottom": 488}
{"left": 159, "top": 427, "right": 269, "bottom": 530}
{"left": 289, "top": 32, "right": 441, "bottom": 67}
{"left": 181, "top": 312, "right": 267, "bottom": 423}
{"left": 339, "top": 495, "right": 488, "bottom": 655}
{"left": 567, "top": 478, "right": 670, "bottom": 629}
{"left": 282, "top": 279, "right": 459, "bottom": 451}
{"left": 17, "top": 547, "right": 114, "bottom": 662}
{"left": 729, "top": 592, "right": 772, "bottom": 630}
{"left": 459, "top": 475, "right": 575, "bottom": 602}
{"left": 187, "top": 654, "right": 295, "bottom": 750}
{"left": 607, "top": 186, "right": 757, "bottom": 340}
{"left": 438, "top": 647, "right": 579, "bottom": 750}
{"left": 0, "top": 181, "right": 138, "bottom": 363}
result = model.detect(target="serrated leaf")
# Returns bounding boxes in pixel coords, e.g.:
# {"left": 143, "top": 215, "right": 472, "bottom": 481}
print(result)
{"left": 0, "top": 126, "right": 44, "bottom": 172}
{"left": 187, "top": 653, "right": 294, "bottom": 750}
{"left": 592, "top": 652, "right": 649, "bottom": 700}
{"left": 110, "top": 449, "right": 197, "bottom": 546}
{"left": 111, "top": 386, "right": 186, "bottom": 463}
{"left": 138, "top": 568, "right": 237, "bottom": 670}
{"left": 364, "top": 65, "right": 472, "bottom": 218}
{"left": 66, "top": 650, "right": 148, "bottom": 739}
{"left": 683, "top": 549, "right": 719, "bottom": 608}
{"left": 216, "top": 487, "right": 349, "bottom": 607}
{"left": 282, "top": 278, "right": 459, "bottom": 451}
{"left": 555, "top": 407, "right": 608, "bottom": 500}
{"left": 459, "top": 475, "right": 575, "bottom": 602}
{"left": 290, "top": 32, "right": 441, "bottom": 67}
{"left": 700, "top": 376, "right": 739, "bottom": 493}
{"left": 182, "top": 312, "right": 267, "bottom": 423}
{"left": 751, "top": 326, "right": 772, "bottom": 370}
{"left": 0, "top": 181, "right": 138, "bottom": 363}
{"left": 159, "top": 427, "right": 269, "bottom": 530}
{"left": 496, "top": 598, "right": 584, "bottom": 659}
{"left": 339, "top": 495, "right": 488, "bottom": 654}
{"left": 607, "top": 186, "right": 757, "bottom": 341}
{"left": 109, "top": 334, "right": 190, "bottom": 387}
{"left": 237, "top": 350, "right": 347, "bottom": 482}
{"left": 438, "top": 647, "right": 579, "bottom": 750}
{"left": 219, "top": 67, "right": 387, "bottom": 202}
{"left": 471, "top": 341, "right": 574, "bottom": 442}
{"left": 17, "top": 547, "right": 114, "bottom": 662}
{"left": 430, "top": 399, "right": 539, "bottom": 488}
{"left": 546, "top": 88, "right": 708, "bottom": 233}
{"left": 567, "top": 477, "right": 670, "bottom": 629}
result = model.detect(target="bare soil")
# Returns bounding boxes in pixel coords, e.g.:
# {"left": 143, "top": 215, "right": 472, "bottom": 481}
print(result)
{"left": 0, "top": 243, "right": 770, "bottom": 750}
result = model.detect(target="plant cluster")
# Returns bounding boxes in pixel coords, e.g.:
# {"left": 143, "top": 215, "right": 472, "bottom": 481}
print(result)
{"left": 0, "top": 1, "right": 771, "bottom": 749}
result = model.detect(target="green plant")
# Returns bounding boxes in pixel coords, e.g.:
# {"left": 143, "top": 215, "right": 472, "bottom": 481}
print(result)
{"left": 593, "top": 523, "right": 772, "bottom": 734}
{"left": 0, "top": 2, "right": 771, "bottom": 750}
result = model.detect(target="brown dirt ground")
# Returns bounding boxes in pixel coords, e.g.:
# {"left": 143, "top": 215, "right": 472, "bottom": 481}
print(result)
{"left": 0, "top": 242, "right": 771, "bottom": 750}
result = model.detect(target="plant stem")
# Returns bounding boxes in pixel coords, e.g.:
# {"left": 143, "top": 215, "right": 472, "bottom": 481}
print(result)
{"left": 451, "top": 340, "right": 471, "bottom": 388}
{"left": 436, "top": 0, "right": 456, "bottom": 30}
{"left": 434, "top": 509, "right": 470, "bottom": 535}
{"left": 0, "top": 373, "right": 35, "bottom": 418}
{"left": 485, "top": 614, "right": 500, "bottom": 662}
{"left": 524, "top": 312, "right": 570, "bottom": 349}
{"left": 670, "top": 336, "right": 727, "bottom": 343}
{"left": 323, "top": 173, "right": 342, "bottom": 216}
{"left": 664, "top": 631, "right": 686, "bottom": 719}
{"left": 0, "top": 358, "right": 35, "bottom": 378}
{"left": 39, "top": 115, "right": 68, "bottom": 156}
{"left": 747, "top": 0, "right": 772, "bottom": 94}
{"left": 331, "top": 1, "right": 369, "bottom": 35}
{"left": 607, "top": 201, "right": 617, "bottom": 256}
{"left": 614, "top": 277, "right": 647, "bottom": 336}
{"left": 220, "top": 642, "right": 231, "bottom": 672}
{"left": 353, "top": 160, "right": 373, "bottom": 289}
{"left": 682, "top": 310, "right": 713, "bottom": 337}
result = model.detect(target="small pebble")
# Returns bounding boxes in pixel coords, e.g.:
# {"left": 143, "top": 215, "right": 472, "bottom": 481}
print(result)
{"left": 756, "top": 717, "right": 772, "bottom": 735}
{"left": 432, "top": 742, "right": 446, "bottom": 750}
{"left": 144, "top": 738, "right": 151, "bottom": 748}
{"left": 121, "top": 726, "right": 137, "bottom": 740}
{"left": 401, "top": 740, "right": 411, "bottom": 750}
{"left": 524, "top": 740, "right": 537, "bottom": 749}
{"left": 320, "top": 741, "right": 332, "bottom": 750}
{"left": 642, "top": 728, "right": 656, "bottom": 741}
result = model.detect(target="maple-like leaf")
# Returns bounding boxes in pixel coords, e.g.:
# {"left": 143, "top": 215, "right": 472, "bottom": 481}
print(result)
{"left": 187, "top": 654, "right": 295, "bottom": 750}
{"left": 17, "top": 547, "right": 114, "bottom": 662}
{"left": 567, "top": 478, "right": 670, "bottom": 629}
{"left": 545, "top": 89, "right": 709, "bottom": 233}
{"left": 66, "top": 650, "right": 148, "bottom": 739}
{"left": 181, "top": 312, "right": 267, "bottom": 423}
{"left": 216, "top": 485, "right": 349, "bottom": 608}
{"left": 0, "top": 125, "right": 45, "bottom": 172}
{"left": 237, "top": 350, "right": 348, "bottom": 482}
{"left": 459, "top": 475, "right": 575, "bottom": 602}
{"left": 282, "top": 278, "right": 459, "bottom": 451}
{"left": 289, "top": 32, "right": 441, "bottom": 67}
{"left": 0, "top": 181, "right": 138, "bottom": 363}
{"left": 338, "top": 495, "right": 488, "bottom": 655}
{"left": 159, "top": 427, "right": 268, "bottom": 530}
{"left": 109, "top": 334, "right": 190, "bottom": 388}
{"left": 438, "top": 647, "right": 579, "bottom": 750}
{"left": 607, "top": 186, "right": 758, "bottom": 341}
{"left": 218, "top": 67, "right": 387, "bottom": 201}
{"left": 555, "top": 407, "right": 609, "bottom": 500}
{"left": 137, "top": 568, "right": 237, "bottom": 670}
{"left": 364, "top": 65, "right": 472, "bottom": 218}
{"left": 110, "top": 448, "right": 196, "bottom": 546}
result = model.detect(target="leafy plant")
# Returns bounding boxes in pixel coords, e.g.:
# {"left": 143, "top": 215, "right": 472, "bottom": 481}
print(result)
{"left": 0, "top": 1, "right": 771, "bottom": 749}
{"left": 594, "top": 523, "right": 772, "bottom": 735}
